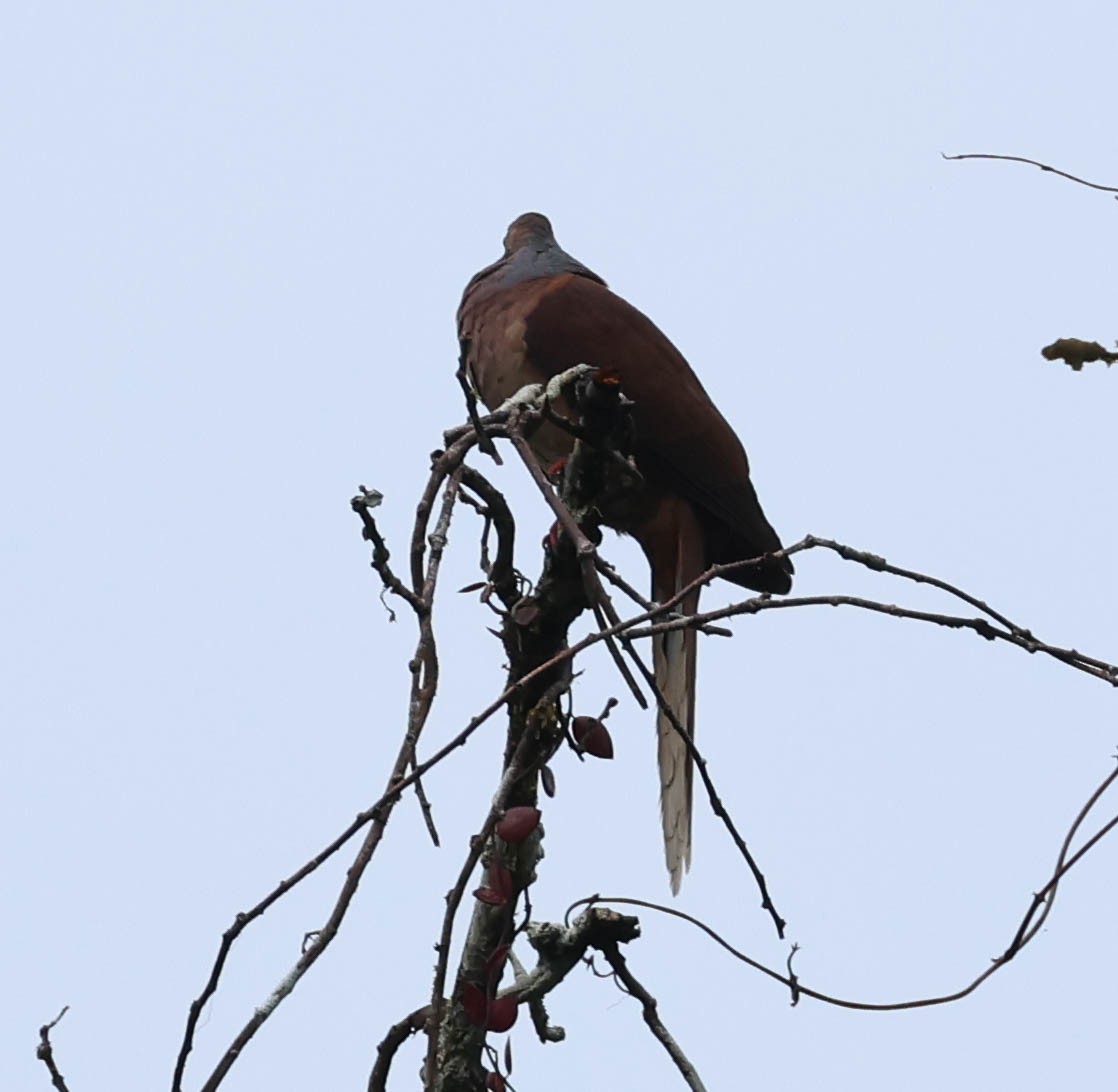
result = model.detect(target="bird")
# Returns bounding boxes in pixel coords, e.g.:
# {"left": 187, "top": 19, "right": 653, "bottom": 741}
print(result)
{"left": 458, "top": 212, "right": 792, "bottom": 893}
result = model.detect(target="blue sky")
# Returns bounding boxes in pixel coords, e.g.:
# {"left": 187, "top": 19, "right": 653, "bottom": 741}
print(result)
{"left": 4, "top": 3, "right": 1117, "bottom": 1090}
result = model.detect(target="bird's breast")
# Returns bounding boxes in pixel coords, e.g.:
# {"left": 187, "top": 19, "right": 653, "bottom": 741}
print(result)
{"left": 460, "top": 279, "right": 580, "bottom": 467}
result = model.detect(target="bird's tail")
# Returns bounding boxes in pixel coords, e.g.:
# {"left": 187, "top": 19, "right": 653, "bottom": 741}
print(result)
{"left": 648, "top": 499, "right": 705, "bottom": 894}
{"left": 655, "top": 603, "right": 697, "bottom": 894}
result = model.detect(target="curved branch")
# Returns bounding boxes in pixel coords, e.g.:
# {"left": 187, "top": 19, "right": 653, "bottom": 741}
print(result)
{"left": 368, "top": 1006, "right": 431, "bottom": 1092}
{"left": 571, "top": 756, "right": 1118, "bottom": 1012}
{"left": 599, "top": 942, "right": 708, "bottom": 1092}
{"left": 943, "top": 152, "right": 1118, "bottom": 195}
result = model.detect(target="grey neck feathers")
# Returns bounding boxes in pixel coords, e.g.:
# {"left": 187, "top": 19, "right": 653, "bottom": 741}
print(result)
{"left": 463, "top": 240, "right": 606, "bottom": 305}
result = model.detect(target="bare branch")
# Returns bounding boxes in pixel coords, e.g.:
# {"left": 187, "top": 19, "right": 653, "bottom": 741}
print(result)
{"left": 596, "top": 557, "right": 732, "bottom": 637}
{"left": 506, "top": 419, "right": 648, "bottom": 711}
{"left": 626, "top": 534, "right": 1118, "bottom": 689}
{"left": 459, "top": 466, "right": 519, "bottom": 609}
{"left": 456, "top": 342, "right": 502, "bottom": 462}
{"left": 173, "top": 373, "right": 1118, "bottom": 1092}
{"left": 629, "top": 589, "right": 1118, "bottom": 689}
{"left": 512, "top": 907, "right": 641, "bottom": 1012}
{"left": 351, "top": 486, "right": 423, "bottom": 616}
{"left": 36, "top": 1007, "right": 71, "bottom": 1092}
{"left": 599, "top": 942, "right": 708, "bottom": 1092}
{"left": 368, "top": 1005, "right": 431, "bottom": 1092}
{"left": 1000, "top": 761, "right": 1118, "bottom": 961}
{"left": 176, "top": 465, "right": 469, "bottom": 1092}
{"left": 605, "top": 627, "right": 788, "bottom": 937}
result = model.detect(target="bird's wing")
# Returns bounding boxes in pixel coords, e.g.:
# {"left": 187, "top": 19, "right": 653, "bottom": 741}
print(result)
{"left": 518, "top": 274, "right": 790, "bottom": 587}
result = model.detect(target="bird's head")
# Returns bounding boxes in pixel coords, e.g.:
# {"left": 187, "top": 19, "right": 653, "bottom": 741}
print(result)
{"left": 503, "top": 212, "right": 556, "bottom": 256}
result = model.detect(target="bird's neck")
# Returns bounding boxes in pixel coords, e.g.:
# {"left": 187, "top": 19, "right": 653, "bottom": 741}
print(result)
{"left": 463, "top": 244, "right": 606, "bottom": 305}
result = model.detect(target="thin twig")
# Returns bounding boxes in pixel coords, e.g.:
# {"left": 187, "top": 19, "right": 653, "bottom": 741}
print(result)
{"left": 196, "top": 813, "right": 382, "bottom": 1090}
{"left": 456, "top": 354, "right": 502, "bottom": 462}
{"left": 177, "top": 382, "right": 1118, "bottom": 1092}
{"left": 570, "top": 753, "right": 1118, "bottom": 1011}
{"left": 410, "top": 433, "right": 476, "bottom": 594}
{"left": 459, "top": 466, "right": 519, "bottom": 609}
{"left": 174, "top": 527, "right": 1118, "bottom": 1084}
{"left": 404, "top": 467, "right": 465, "bottom": 847}
{"left": 943, "top": 152, "right": 1118, "bottom": 196}
{"left": 805, "top": 536, "right": 1118, "bottom": 677}
{"left": 599, "top": 943, "right": 708, "bottom": 1092}
{"left": 176, "top": 471, "right": 467, "bottom": 1092}
{"left": 620, "top": 640, "right": 787, "bottom": 937}
{"left": 596, "top": 558, "right": 731, "bottom": 637}
{"left": 1001, "top": 761, "right": 1118, "bottom": 960}
{"left": 351, "top": 487, "right": 424, "bottom": 616}
{"left": 628, "top": 592, "right": 1118, "bottom": 688}
{"left": 36, "top": 1007, "right": 71, "bottom": 1092}
{"left": 507, "top": 417, "right": 648, "bottom": 710}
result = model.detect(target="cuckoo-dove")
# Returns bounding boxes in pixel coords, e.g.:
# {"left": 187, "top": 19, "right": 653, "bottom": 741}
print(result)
{"left": 458, "top": 212, "right": 792, "bottom": 892}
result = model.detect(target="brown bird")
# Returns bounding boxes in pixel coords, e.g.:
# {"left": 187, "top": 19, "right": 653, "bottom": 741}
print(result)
{"left": 458, "top": 213, "right": 792, "bottom": 892}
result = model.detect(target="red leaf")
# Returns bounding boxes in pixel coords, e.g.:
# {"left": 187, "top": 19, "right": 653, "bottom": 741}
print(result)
{"left": 486, "top": 1072, "right": 507, "bottom": 1091}
{"left": 472, "top": 885, "right": 507, "bottom": 906}
{"left": 484, "top": 944, "right": 510, "bottom": 980}
{"left": 488, "top": 860, "right": 514, "bottom": 901}
{"left": 495, "top": 806, "right": 540, "bottom": 843}
{"left": 460, "top": 982, "right": 488, "bottom": 1027}
{"left": 462, "top": 982, "right": 519, "bottom": 1032}
{"left": 573, "top": 716, "right": 614, "bottom": 759}
{"left": 486, "top": 993, "right": 519, "bottom": 1032}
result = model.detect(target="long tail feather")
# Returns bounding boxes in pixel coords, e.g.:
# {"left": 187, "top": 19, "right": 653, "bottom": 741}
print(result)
{"left": 647, "top": 497, "right": 706, "bottom": 894}
{"left": 655, "top": 616, "right": 697, "bottom": 893}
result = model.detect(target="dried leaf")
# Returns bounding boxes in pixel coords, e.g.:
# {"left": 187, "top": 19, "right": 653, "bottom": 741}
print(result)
{"left": 1041, "top": 337, "right": 1118, "bottom": 372}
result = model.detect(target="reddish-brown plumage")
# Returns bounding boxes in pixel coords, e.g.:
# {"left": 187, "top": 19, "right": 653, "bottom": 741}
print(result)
{"left": 458, "top": 213, "right": 791, "bottom": 892}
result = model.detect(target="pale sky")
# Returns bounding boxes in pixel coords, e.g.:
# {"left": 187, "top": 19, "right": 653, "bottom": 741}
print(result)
{"left": 5, "top": 3, "right": 1117, "bottom": 1090}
